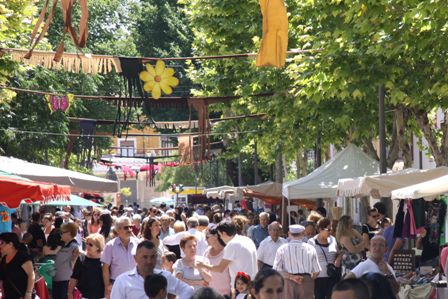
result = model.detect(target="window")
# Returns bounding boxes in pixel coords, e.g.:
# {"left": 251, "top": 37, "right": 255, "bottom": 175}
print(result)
{"left": 118, "top": 139, "right": 136, "bottom": 157}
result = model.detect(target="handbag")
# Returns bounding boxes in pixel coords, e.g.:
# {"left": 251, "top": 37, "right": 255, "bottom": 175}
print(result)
{"left": 318, "top": 243, "right": 341, "bottom": 279}
{"left": 73, "top": 288, "right": 83, "bottom": 299}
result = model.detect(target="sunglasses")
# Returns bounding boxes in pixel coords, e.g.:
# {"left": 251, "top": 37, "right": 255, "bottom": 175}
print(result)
{"left": 370, "top": 214, "right": 380, "bottom": 218}
{"left": 122, "top": 225, "right": 133, "bottom": 230}
{"left": 87, "top": 242, "right": 95, "bottom": 247}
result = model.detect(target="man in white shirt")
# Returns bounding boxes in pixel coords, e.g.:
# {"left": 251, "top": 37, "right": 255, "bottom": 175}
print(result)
{"left": 257, "top": 221, "right": 287, "bottom": 270}
{"left": 196, "top": 220, "right": 258, "bottom": 287}
{"left": 111, "top": 240, "right": 194, "bottom": 299}
{"left": 346, "top": 235, "right": 399, "bottom": 294}
{"left": 273, "top": 224, "right": 321, "bottom": 299}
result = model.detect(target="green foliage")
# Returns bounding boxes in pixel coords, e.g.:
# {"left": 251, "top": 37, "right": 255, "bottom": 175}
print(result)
{"left": 156, "top": 160, "right": 232, "bottom": 191}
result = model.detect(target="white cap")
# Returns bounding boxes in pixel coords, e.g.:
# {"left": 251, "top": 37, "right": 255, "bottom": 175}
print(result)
{"left": 289, "top": 224, "right": 305, "bottom": 234}
{"left": 100, "top": 209, "right": 111, "bottom": 215}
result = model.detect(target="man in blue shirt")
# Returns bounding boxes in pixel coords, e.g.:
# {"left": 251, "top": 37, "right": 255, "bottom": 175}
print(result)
{"left": 251, "top": 212, "right": 269, "bottom": 248}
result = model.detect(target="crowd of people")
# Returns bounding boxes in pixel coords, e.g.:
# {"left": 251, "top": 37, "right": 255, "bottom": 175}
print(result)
{"left": 0, "top": 201, "right": 415, "bottom": 299}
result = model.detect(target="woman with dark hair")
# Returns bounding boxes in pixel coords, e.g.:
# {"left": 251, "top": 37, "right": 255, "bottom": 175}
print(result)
{"left": 142, "top": 217, "right": 167, "bottom": 269}
{"left": 196, "top": 220, "right": 257, "bottom": 289}
{"left": 251, "top": 268, "right": 284, "bottom": 299}
{"left": 308, "top": 218, "right": 340, "bottom": 299}
{"left": 0, "top": 232, "right": 35, "bottom": 299}
{"left": 361, "top": 207, "right": 381, "bottom": 250}
{"left": 42, "top": 213, "right": 55, "bottom": 241}
{"left": 204, "top": 226, "right": 230, "bottom": 296}
{"left": 232, "top": 215, "right": 248, "bottom": 235}
{"left": 99, "top": 212, "right": 113, "bottom": 242}
{"left": 361, "top": 272, "right": 397, "bottom": 299}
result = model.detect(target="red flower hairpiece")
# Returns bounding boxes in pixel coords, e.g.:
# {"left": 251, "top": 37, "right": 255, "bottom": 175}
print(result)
{"left": 236, "top": 271, "right": 251, "bottom": 282}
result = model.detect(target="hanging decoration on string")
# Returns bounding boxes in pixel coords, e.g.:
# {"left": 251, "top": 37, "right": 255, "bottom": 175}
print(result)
{"left": 25, "top": 0, "right": 89, "bottom": 62}
{"left": 115, "top": 57, "right": 147, "bottom": 137}
{"left": 46, "top": 94, "right": 73, "bottom": 113}
{"left": 77, "top": 119, "right": 96, "bottom": 168}
{"left": 140, "top": 60, "right": 179, "bottom": 100}
{"left": 256, "top": 0, "right": 288, "bottom": 68}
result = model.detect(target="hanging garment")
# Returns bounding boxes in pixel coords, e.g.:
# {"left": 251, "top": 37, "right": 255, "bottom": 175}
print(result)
{"left": 421, "top": 200, "right": 444, "bottom": 262}
{"left": 402, "top": 202, "right": 411, "bottom": 238}
{"left": 406, "top": 200, "right": 417, "bottom": 238}
{"left": 0, "top": 204, "right": 16, "bottom": 233}
{"left": 393, "top": 199, "right": 405, "bottom": 238}
{"left": 78, "top": 120, "right": 96, "bottom": 168}
{"left": 439, "top": 198, "right": 447, "bottom": 246}
{"left": 412, "top": 198, "right": 426, "bottom": 229}
{"left": 256, "top": 0, "right": 289, "bottom": 68}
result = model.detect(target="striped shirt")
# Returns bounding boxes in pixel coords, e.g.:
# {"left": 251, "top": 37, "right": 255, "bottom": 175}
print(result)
{"left": 273, "top": 239, "right": 321, "bottom": 275}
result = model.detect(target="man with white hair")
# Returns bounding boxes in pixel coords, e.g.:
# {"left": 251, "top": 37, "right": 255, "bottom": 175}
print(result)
{"left": 273, "top": 224, "right": 321, "bottom": 299}
{"left": 257, "top": 221, "right": 287, "bottom": 270}
{"left": 251, "top": 212, "right": 269, "bottom": 248}
{"left": 102, "top": 216, "right": 140, "bottom": 298}
{"left": 346, "top": 235, "right": 399, "bottom": 294}
{"left": 159, "top": 214, "right": 174, "bottom": 240}
{"left": 163, "top": 217, "right": 207, "bottom": 256}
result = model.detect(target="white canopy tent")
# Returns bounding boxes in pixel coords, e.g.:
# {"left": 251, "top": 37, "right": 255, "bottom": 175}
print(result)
{"left": 338, "top": 167, "right": 448, "bottom": 199}
{"left": 150, "top": 196, "right": 175, "bottom": 206}
{"left": 282, "top": 144, "right": 380, "bottom": 199}
{"left": 0, "top": 156, "right": 118, "bottom": 193}
{"left": 204, "top": 185, "right": 236, "bottom": 199}
{"left": 391, "top": 174, "right": 448, "bottom": 200}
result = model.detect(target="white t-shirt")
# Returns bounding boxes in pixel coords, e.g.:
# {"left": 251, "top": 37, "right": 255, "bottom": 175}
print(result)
{"left": 350, "top": 258, "right": 396, "bottom": 278}
{"left": 222, "top": 234, "right": 258, "bottom": 287}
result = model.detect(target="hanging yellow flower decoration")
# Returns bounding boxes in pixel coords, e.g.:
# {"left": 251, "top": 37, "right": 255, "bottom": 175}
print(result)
{"left": 139, "top": 60, "right": 179, "bottom": 99}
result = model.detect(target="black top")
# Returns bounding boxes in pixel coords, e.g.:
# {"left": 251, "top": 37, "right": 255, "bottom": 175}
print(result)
{"left": 0, "top": 251, "right": 32, "bottom": 299}
{"left": 27, "top": 223, "right": 46, "bottom": 249}
{"left": 362, "top": 223, "right": 380, "bottom": 240}
{"left": 71, "top": 255, "right": 105, "bottom": 299}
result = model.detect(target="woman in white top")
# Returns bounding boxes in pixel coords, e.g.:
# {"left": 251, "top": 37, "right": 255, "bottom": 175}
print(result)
{"left": 173, "top": 235, "right": 211, "bottom": 290}
{"left": 204, "top": 226, "right": 231, "bottom": 296}
{"left": 308, "top": 218, "right": 341, "bottom": 299}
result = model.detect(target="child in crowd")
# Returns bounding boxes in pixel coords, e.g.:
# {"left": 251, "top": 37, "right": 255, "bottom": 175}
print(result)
{"left": 162, "top": 251, "right": 177, "bottom": 273}
{"left": 144, "top": 274, "right": 167, "bottom": 299}
{"left": 232, "top": 271, "right": 251, "bottom": 299}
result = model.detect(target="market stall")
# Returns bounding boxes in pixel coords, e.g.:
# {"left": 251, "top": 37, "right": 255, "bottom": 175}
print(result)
{"left": 0, "top": 170, "right": 71, "bottom": 208}
{"left": 390, "top": 178, "right": 448, "bottom": 299}
{"left": 338, "top": 167, "right": 448, "bottom": 198}
{"left": 0, "top": 156, "right": 118, "bottom": 193}
{"left": 282, "top": 144, "right": 380, "bottom": 199}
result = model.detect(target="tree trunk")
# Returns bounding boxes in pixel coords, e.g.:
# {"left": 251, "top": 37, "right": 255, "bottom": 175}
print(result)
{"left": 395, "top": 107, "right": 413, "bottom": 168}
{"left": 296, "top": 148, "right": 308, "bottom": 179}
{"left": 386, "top": 110, "right": 399, "bottom": 169}
{"left": 362, "top": 138, "right": 380, "bottom": 161}
{"left": 411, "top": 108, "right": 448, "bottom": 166}
{"left": 275, "top": 150, "right": 283, "bottom": 184}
